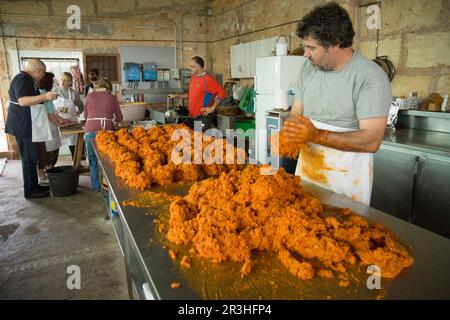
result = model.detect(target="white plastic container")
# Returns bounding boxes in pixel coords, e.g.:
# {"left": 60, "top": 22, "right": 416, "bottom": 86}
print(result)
{"left": 274, "top": 88, "right": 289, "bottom": 110}
{"left": 276, "top": 36, "right": 288, "bottom": 56}
{"left": 120, "top": 102, "right": 147, "bottom": 122}
{"left": 441, "top": 94, "right": 448, "bottom": 112}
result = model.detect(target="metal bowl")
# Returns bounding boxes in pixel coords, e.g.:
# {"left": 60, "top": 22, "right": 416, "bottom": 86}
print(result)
{"left": 165, "top": 109, "right": 178, "bottom": 123}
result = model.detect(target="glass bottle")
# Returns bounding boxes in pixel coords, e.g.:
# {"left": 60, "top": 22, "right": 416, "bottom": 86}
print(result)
{"left": 409, "top": 92, "right": 419, "bottom": 110}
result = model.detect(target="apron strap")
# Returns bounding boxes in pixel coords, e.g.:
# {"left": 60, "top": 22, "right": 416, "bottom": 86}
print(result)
{"left": 86, "top": 117, "right": 115, "bottom": 130}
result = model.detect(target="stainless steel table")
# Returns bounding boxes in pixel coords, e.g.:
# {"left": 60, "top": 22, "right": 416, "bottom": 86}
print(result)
{"left": 94, "top": 142, "right": 450, "bottom": 300}
{"left": 383, "top": 128, "right": 450, "bottom": 157}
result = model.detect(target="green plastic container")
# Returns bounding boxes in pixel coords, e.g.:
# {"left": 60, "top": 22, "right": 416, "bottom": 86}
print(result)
{"left": 234, "top": 119, "right": 255, "bottom": 139}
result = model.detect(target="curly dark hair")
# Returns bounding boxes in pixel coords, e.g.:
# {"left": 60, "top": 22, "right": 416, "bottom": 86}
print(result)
{"left": 296, "top": 2, "right": 355, "bottom": 48}
{"left": 38, "top": 72, "right": 55, "bottom": 91}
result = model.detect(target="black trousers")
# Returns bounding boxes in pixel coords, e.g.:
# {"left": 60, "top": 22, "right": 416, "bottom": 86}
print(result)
{"left": 185, "top": 114, "right": 216, "bottom": 131}
{"left": 34, "top": 142, "right": 47, "bottom": 170}
{"left": 34, "top": 142, "right": 59, "bottom": 169}
{"left": 15, "top": 135, "right": 38, "bottom": 195}
{"left": 47, "top": 149, "right": 59, "bottom": 168}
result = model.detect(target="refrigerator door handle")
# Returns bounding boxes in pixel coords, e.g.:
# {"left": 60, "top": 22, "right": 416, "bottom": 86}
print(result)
{"left": 253, "top": 75, "right": 258, "bottom": 113}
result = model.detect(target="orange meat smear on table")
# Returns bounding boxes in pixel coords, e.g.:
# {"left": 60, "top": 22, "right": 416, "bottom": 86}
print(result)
{"left": 95, "top": 125, "right": 246, "bottom": 190}
{"left": 122, "top": 191, "right": 176, "bottom": 208}
{"left": 167, "top": 166, "right": 413, "bottom": 281}
{"left": 180, "top": 255, "right": 191, "bottom": 268}
{"left": 171, "top": 282, "right": 181, "bottom": 289}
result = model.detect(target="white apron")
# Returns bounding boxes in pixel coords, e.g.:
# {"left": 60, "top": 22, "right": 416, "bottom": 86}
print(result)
{"left": 9, "top": 100, "right": 51, "bottom": 143}
{"left": 55, "top": 89, "right": 78, "bottom": 145}
{"left": 45, "top": 120, "right": 61, "bottom": 152}
{"left": 86, "top": 117, "right": 115, "bottom": 131}
{"left": 294, "top": 120, "right": 373, "bottom": 206}
{"left": 30, "top": 103, "right": 52, "bottom": 143}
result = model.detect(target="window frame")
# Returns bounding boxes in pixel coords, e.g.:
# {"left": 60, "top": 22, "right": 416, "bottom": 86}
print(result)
{"left": 83, "top": 53, "right": 121, "bottom": 84}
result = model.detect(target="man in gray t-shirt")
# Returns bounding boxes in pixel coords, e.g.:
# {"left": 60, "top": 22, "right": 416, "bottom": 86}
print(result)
{"left": 294, "top": 51, "right": 391, "bottom": 130}
{"left": 282, "top": 2, "right": 392, "bottom": 205}
{"left": 284, "top": 2, "right": 391, "bottom": 153}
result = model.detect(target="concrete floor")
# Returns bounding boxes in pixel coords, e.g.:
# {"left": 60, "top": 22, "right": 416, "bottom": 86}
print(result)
{"left": 0, "top": 157, "right": 128, "bottom": 299}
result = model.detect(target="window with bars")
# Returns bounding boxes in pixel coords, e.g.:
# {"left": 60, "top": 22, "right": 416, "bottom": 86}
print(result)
{"left": 20, "top": 57, "right": 80, "bottom": 84}
{"left": 84, "top": 54, "right": 120, "bottom": 83}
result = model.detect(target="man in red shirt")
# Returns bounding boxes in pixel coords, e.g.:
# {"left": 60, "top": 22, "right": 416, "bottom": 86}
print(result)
{"left": 169, "top": 56, "right": 226, "bottom": 124}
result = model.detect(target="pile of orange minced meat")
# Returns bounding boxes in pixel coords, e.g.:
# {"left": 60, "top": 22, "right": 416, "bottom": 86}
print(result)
{"left": 95, "top": 124, "right": 245, "bottom": 189}
{"left": 167, "top": 165, "right": 413, "bottom": 281}
{"left": 96, "top": 125, "right": 413, "bottom": 282}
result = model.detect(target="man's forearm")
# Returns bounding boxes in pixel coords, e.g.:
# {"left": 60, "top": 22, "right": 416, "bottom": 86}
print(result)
{"left": 290, "top": 99, "right": 304, "bottom": 116}
{"left": 18, "top": 94, "right": 47, "bottom": 107}
{"left": 48, "top": 113, "right": 60, "bottom": 126}
{"left": 211, "top": 96, "right": 223, "bottom": 110}
{"left": 315, "top": 129, "right": 382, "bottom": 153}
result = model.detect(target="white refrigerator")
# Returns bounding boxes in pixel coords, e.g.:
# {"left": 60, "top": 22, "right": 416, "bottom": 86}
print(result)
{"left": 254, "top": 55, "right": 307, "bottom": 164}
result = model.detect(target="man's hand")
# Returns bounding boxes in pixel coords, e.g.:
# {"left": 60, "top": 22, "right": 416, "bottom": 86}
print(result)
{"left": 201, "top": 106, "right": 215, "bottom": 116}
{"left": 283, "top": 115, "right": 323, "bottom": 143}
{"left": 59, "top": 119, "right": 71, "bottom": 127}
{"left": 45, "top": 91, "right": 58, "bottom": 101}
{"left": 55, "top": 115, "right": 71, "bottom": 127}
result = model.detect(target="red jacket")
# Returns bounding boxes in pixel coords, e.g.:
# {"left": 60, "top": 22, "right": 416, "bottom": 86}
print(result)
{"left": 188, "top": 74, "right": 226, "bottom": 117}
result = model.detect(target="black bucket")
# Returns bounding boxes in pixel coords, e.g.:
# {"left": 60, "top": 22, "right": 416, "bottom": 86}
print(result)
{"left": 46, "top": 166, "right": 79, "bottom": 197}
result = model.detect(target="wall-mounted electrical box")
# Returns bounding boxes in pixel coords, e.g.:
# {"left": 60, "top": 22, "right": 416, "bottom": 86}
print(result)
{"left": 170, "top": 68, "right": 180, "bottom": 80}
{"left": 157, "top": 69, "right": 164, "bottom": 82}
{"left": 142, "top": 62, "right": 157, "bottom": 81}
{"left": 163, "top": 69, "right": 171, "bottom": 82}
{"left": 180, "top": 68, "right": 191, "bottom": 91}
{"left": 123, "top": 62, "right": 141, "bottom": 81}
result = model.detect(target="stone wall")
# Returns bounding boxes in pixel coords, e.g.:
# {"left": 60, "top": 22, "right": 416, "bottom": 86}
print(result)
{"left": 356, "top": 0, "right": 449, "bottom": 98}
{"left": 0, "top": 0, "right": 208, "bottom": 156}
{"left": 1, "top": 0, "right": 449, "bottom": 156}
{"left": 206, "top": 0, "right": 449, "bottom": 99}
{"left": 206, "top": 0, "right": 358, "bottom": 80}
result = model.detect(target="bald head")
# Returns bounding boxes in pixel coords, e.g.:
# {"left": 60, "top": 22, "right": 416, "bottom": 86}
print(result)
{"left": 26, "top": 59, "right": 46, "bottom": 72}
{"left": 25, "top": 59, "right": 46, "bottom": 81}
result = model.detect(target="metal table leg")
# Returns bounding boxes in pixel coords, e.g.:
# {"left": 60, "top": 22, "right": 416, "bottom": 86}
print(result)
{"left": 98, "top": 168, "right": 110, "bottom": 220}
